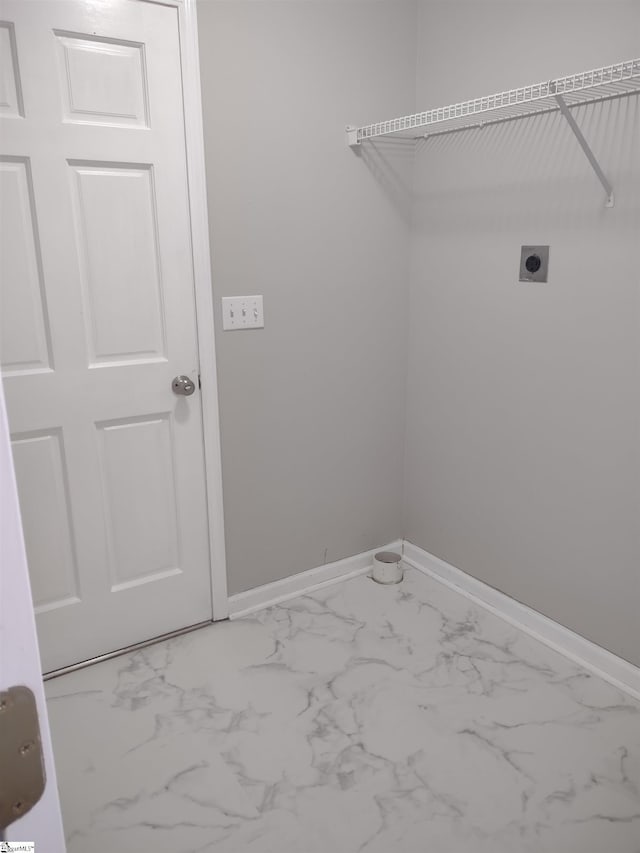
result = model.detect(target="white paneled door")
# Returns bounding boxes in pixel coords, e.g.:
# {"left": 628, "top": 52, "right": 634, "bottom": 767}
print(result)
{"left": 0, "top": 0, "right": 215, "bottom": 672}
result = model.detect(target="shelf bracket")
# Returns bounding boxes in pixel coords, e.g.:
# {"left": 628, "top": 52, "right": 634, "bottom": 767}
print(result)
{"left": 346, "top": 125, "right": 360, "bottom": 147}
{"left": 553, "top": 93, "right": 614, "bottom": 207}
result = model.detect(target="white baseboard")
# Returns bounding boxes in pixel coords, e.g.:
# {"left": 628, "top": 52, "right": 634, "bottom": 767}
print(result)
{"left": 402, "top": 541, "right": 640, "bottom": 701}
{"left": 228, "top": 540, "right": 402, "bottom": 620}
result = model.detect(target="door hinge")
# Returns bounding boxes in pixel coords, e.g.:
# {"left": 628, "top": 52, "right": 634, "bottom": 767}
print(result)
{"left": 198, "top": 373, "right": 201, "bottom": 390}
{"left": 0, "top": 686, "right": 46, "bottom": 831}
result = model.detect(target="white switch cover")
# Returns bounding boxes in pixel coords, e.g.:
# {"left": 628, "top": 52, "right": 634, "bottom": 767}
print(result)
{"left": 222, "top": 295, "right": 264, "bottom": 330}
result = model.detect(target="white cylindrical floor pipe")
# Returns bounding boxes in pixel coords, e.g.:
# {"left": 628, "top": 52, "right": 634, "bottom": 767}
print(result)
{"left": 371, "top": 551, "right": 404, "bottom": 584}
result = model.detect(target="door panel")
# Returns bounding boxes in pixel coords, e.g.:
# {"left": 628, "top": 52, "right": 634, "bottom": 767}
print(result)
{"left": 0, "top": 0, "right": 214, "bottom": 672}
{"left": 55, "top": 31, "right": 150, "bottom": 129}
{"left": 0, "top": 20, "right": 23, "bottom": 118}
{"left": 10, "top": 428, "right": 80, "bottom": 612}
{"left": 70, "top": 161, "right": 166, "bottom": 365}
{"left": 97, "top": 414, "right": 181, "bottom": 590}
{"left": 0, "top": 156, "right": 52, "bottom": 374}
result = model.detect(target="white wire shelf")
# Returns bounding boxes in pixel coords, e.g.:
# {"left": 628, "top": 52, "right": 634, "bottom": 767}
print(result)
{"left": 347, "top": 58, "right": 640, "bottom": 145}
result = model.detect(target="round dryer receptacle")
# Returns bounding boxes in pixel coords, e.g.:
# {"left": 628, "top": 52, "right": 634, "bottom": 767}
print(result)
{"left": 525, "top": 253, "right": 542, "bottom": 273}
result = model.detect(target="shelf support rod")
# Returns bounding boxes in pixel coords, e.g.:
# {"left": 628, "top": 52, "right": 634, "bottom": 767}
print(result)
{"left": 554, "top": 93, "right": 614, "bottom": 207}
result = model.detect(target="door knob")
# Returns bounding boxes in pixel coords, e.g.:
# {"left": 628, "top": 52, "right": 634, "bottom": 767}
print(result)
{"left": 172, "top": 375, "right": 196, "bottom": 396}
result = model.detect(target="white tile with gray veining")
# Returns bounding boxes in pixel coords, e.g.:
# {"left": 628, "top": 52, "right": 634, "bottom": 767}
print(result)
{"left": 45, "top": 568, "right": 640, "bottom": 853}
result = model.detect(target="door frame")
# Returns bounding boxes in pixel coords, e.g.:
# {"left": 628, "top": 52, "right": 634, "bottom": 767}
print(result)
{"left": 1, "top": 383, "right": 66, "bottom": 849}
{"left": 143, "top": 0, "right": 228, "bottom": 620}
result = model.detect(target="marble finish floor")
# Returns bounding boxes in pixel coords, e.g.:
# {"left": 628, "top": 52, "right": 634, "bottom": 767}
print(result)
{"left": 46, "top": 568, "right": 640, "bottom": 853}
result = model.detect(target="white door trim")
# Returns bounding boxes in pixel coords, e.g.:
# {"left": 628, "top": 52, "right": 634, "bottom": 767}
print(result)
{"left": 140, "top": 0, "right": 228, "bottom": 619}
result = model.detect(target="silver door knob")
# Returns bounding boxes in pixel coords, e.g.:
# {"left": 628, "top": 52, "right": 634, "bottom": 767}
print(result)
{"left": 172, "top": 375, "right": 196, "bottom": 396}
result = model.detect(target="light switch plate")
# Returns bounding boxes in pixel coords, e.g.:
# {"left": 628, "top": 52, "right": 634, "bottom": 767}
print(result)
{"left": 222, "top": 295, "right": 264, "bottom": 330}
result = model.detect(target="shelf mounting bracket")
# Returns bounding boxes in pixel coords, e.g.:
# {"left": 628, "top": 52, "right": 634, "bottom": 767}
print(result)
{"left": 553, "top": 92, "right": 614, "bottom": 207}
{"left": 346, "top": 125, "right": 360, "bottom": 148}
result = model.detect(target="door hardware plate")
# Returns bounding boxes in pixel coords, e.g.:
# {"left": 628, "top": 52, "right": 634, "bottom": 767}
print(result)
{"left": 0, "top": 686, "right": 46, "bottom": 830}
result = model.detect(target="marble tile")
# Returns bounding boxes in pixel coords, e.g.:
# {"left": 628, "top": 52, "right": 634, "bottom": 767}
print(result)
{"left": 46, "top": 569, "right": 640, "bottom": 853}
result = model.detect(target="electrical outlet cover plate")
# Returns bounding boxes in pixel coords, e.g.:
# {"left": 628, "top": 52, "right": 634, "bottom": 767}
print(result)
{"left": 519, "top": 245, "right": 549, "bottom": 282}
{"left": 222, "top": 296, "right": 264, "bottom": 330}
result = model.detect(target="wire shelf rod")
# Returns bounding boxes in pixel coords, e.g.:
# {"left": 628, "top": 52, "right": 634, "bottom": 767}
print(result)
{"left": 346, "top": 57, "right": 640, "bottom": 206}
{"left": 347, "top": 58, "right": 640, "bottom": 146}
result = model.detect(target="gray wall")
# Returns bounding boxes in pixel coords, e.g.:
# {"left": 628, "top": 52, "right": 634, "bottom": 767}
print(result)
{"left": 404, "top": 0, "right": 640, "bottom": 665}
{"left": 197, "top": 1, "right": 416, "bottom": 594}
{"left": 199, "top": 0, "right": 640, "bottom": 666}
